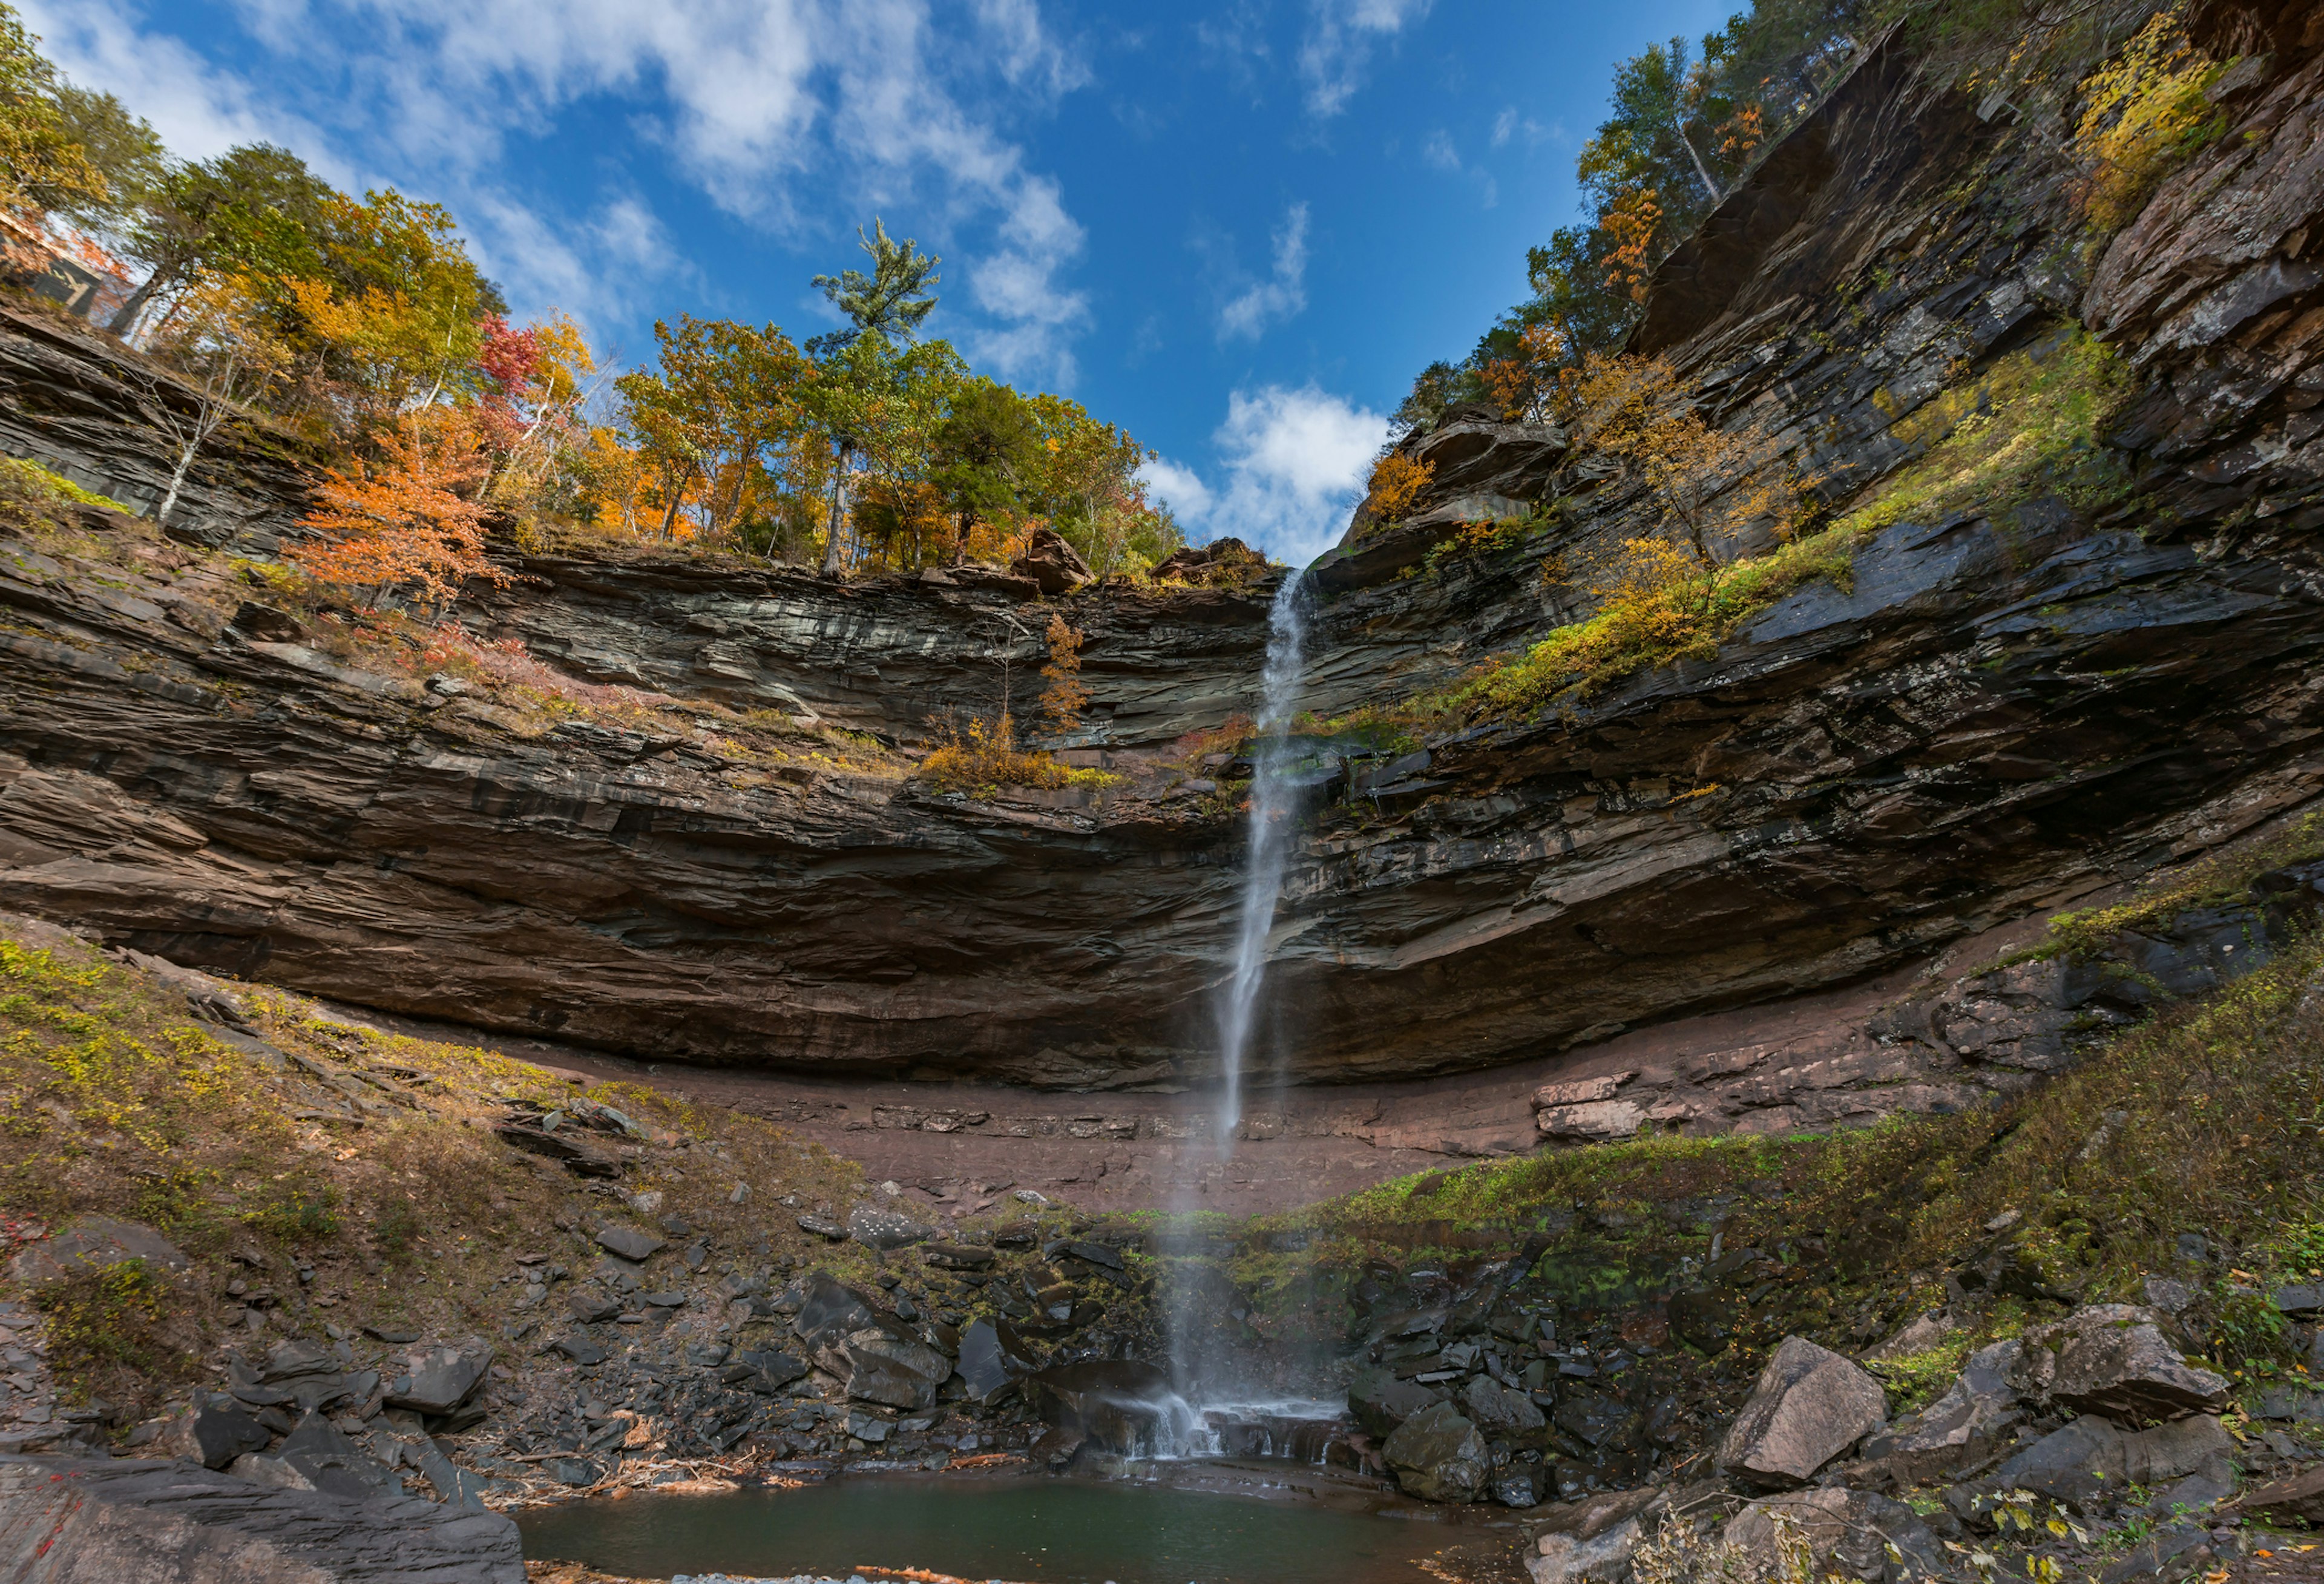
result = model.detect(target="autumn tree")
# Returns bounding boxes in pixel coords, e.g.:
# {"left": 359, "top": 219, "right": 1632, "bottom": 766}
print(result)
{"left": 1396, "top": 0, "right": 1865, "bottom": 424}
{"left": 1555, "top": 350, "right": 1799, "bottom": 602}
{"left": 290, "top": 404, "right": 508, "bottom": 609}
{"left": 1037, "top": 613, "right": 1091, "bottom": 736}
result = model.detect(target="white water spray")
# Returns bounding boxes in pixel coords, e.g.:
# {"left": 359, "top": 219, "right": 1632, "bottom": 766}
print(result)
{"left": 1212, "top": 571, "right": 1310, "bottom": 1140}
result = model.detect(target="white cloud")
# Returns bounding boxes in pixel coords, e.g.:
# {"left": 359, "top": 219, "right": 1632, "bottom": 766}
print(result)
{"left": 35, "top": 0, "right": 1094, "bottom": 378}
{"left": 1138, "top": 456, "right": 1213, "bottom": 524}
{"left": 1299, "top": 0, "right": 1432, "bottom": 119}
{"left": 24, "top": 0, "right": 340, "bottom": 175}
{"left": 1422, "top": 129, "right": 1459, "bottom": 171}
{"left": 1491, "top": 105, "right": 1548, "bottom": 150}
{"left": 1157, "top": 384, "right": 1389, "bottom": 566}
{"left": 1216, "top": 201, "right": 1308, "bottom": 343}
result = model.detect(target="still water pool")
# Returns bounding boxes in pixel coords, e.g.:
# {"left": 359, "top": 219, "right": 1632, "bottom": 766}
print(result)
{"left": 517, "top": 1473, "right": 1465, "bottom": 1584}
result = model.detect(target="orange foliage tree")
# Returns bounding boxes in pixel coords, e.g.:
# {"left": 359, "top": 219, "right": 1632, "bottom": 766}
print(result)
{"left": 1037, "top": 614, "right": 1090, "bottom": 736}
{"left": 290, "top": 407, "right": 511, "bottom": 607}
{"left": 1600, "top": 187, "right": 1664, "bottom": 304}
{"left": 1362, "top": 453, "right": 1436, "bottom": 524}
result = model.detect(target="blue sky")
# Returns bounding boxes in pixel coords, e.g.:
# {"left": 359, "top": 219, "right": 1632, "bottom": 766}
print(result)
{"left": 31, "top": 0, "right": 1736, "bottom": 562}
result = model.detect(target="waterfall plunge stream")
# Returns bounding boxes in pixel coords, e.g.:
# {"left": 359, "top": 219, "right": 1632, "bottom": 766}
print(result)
{"left": 1212, "top": 569, "right": 1312, "bottom": 1140}
{"left": 1158, "top": 570, "right": 1323, "bottom": 1435}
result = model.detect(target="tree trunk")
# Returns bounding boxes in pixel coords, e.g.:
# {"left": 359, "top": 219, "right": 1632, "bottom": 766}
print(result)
{"left": 820, "top": 441, "right": 853, "bottom": 576}
{"left": 657, "top": 488, "right": 683, "bottom": 540}
{"left": 954, "top": 510, "right": 973, "bottom": 565}
{"left": 1675, "top": 125, "right": 1725, "bottom": 206}
{"left": 153, "top": 436, "right": 201, "bottom": 527}
{"left": 107, "top": 270, "right": 171, "bottom": 338}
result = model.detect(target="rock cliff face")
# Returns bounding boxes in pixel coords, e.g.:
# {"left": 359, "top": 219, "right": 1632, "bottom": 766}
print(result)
{"left": 2, "top": 12, "right": 2323, "bottom": 1106}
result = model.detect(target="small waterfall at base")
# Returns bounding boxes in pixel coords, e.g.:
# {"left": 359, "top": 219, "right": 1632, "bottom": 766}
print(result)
{"left": 1162, "top": 568, "right": 1314, "bottom": 1422}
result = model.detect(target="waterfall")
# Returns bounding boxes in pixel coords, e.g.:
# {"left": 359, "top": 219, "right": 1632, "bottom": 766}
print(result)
{"left": 1163, "top": 568, "right": 1311, "bottom": 1404}
{"left": 1212, "top": 570, "right": 1310, "bottom": 1140}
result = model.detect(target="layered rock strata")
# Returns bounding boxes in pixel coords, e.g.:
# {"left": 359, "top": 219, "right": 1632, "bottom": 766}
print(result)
{"left": 0, "top": 13, "right": 2321, "bottom": 1103}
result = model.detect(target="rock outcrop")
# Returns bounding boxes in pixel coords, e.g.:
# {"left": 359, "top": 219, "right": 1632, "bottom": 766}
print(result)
{"left": 0, "top": 1453, "right": 522, "bottom": 1582}
{"left": 0, "top": 10, "right": 2321, "bottom": 1117}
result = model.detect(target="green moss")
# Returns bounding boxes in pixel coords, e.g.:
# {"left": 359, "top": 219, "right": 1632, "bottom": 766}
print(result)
{"left": 1834, "top": 329, "right": 2136, "bottom": 541}
{"left": 0, "top": 456, "right": 137, "bottom": 517}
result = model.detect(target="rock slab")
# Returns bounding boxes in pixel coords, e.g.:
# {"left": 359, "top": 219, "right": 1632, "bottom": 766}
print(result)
{"left": 0, "top": 1453, "right": 522, "bottom": 1582}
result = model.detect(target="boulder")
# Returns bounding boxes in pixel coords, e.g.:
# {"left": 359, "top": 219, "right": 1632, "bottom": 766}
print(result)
{"left": 1725, "top": 1487, "right": 1948, "bottom": 1584}
{"left": 274, "top": 1410, "right": 402, "bottom": 1503}
{"left": 1008, "top": 525, "right": 1093, "bottom": 596}
{"left": 2274, "top": 1284, "right": 2324, "bottom": 1319}
{"left": 1718, "top": 1335, "right": 1887, "bottom": 1488}
{"left": 1984, "top": 1411, "right": 2227, "bottom": 1508}
{"left": 1494, "top": 1463, "right": 1548, "bottom": 1508}
{"left": 2245, "top": 1464, "right": 2324, "bottom": 1525}
{"left": 1865, "top": 1312, "right": 1956, "bottom": 1362}
{"left": 957, "top": 1318, "right": 1039, "bottom": 1402}
{"left": 166, "top": 1395, "right": 273, "bottom": 1470}
{"left": 1348, "top": 1366, "right": 1445, "bottom": 1439}
{"left": 592, "top": 1224, "right": 665, "bottom": 1263}
{"left": 921, "top": 1242, "right": 995, "bottom": 1270}
{"left": 842, "top": 1328, "right": 953, "bottom": 1411}
{"left": 1382, "top": 1401, "right": 1490, "bottom": 1503}
{"left": 789, "top": 1270, "right": 879, "bottom": 1363}
{"left": 720, "top": 1349, "right": 809, "bottom": 1394}
{"left": 1993, "top": 1416, "right": 2125, "bottom": 1505}
{"left": 2010, "top": 1305, "right": 2230, "bottom": 1424}
{"left": 226, "top": 1453, "right": 315, "bottom": 1493}
{"left": 382, "top": 1341, "right": 490, "bottom": 1417}
{"left": 847, "top": 1201, "right": 934, "bottom": 1251}
{"left": 1856, "top": 1339, "right": 2023, "bottom": 1486}
{"left": 550, "top": 1335, "right": 607, "bottom": 1365}
{"left": 1463, "top": 1375, "right": 1547, "bottom": 1434}
{"left": 493, "top": 1122, "right": 620, "bottom": 1178}
{"left": 1022, "top": 1360, "right": 1183, "bottom": 1458}
{"left": 1529, "top": 1518, "right": 1641, "bottom": 1584}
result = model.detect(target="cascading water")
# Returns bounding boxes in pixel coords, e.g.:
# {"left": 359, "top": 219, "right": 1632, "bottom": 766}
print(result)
{"left": 1160, "top": 569, "right": 1314, "bottom": 1433}
{"left": 1211, "top": 569, "right": 1311, "bottom": 1140}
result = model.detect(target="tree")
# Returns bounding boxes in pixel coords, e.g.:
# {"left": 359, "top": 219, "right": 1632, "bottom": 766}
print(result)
{"left": 1554, "top": 350, "right": 1799, "bottom": 584}
{"left": 48, "top": 84, "right": 162, "bottom": 228}
{"left": 810, "top": 217, "right": 940, "bottom": 350}
{"left": 929, "top": 376, "right": 1036, "bottom": 563}
{"left": 617, "top": 316, "right": 809, "bottom": 545}
{"left": 809, "top": 220, "right": 942, "bottom": 574}
{"left": 1020, "top": 393, "right": 1178, "bottom": 577}
{"left": 1037, "top": 613, "right": 1090, "bottom": 736}
{"left": 137, "top": 272, "right": 292, "bottom": 528}
{"left": 1403, "top": 0, "right": 1869, "bottom": 416}
{"left": 107, "top": 144, "right": 333, "bottom": 337}
{"left": 0, "top": 5, "right": 102, "bottom": 222}
{"left": 289, "top": 405, "right": 508, "bottom": 609}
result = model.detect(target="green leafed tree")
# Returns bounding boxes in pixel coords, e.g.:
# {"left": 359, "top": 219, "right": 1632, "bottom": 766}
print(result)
{"left": 107, "top": 144, "right": 336, "bottom": 336}
{"left": 0, "top": 4, "right": 103, "bottom": 219}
